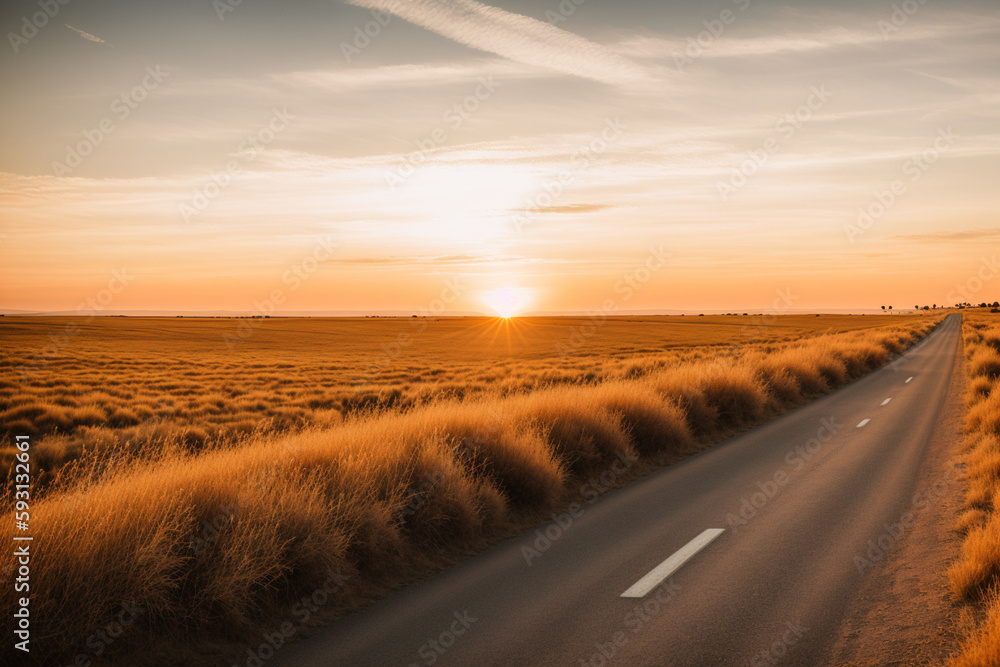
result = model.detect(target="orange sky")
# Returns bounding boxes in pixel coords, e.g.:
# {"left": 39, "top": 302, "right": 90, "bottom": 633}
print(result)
{"left": 1, "top": 0, "right": 998, "bottom": 315}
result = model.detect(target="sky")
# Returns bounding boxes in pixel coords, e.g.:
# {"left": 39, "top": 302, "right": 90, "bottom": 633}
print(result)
{"left": 0, "top": 0, "right": 998, "bottom": 315}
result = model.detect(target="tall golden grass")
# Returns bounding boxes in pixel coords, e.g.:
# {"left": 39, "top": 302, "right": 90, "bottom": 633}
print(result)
{"left": 1, "top": 314, "right": 932, "bottom": 477}
{"left": 949, "top": 314, "right": 1000, "bottom": 667}
{"left": 0, "top": 316, "right": 941, "bottom": 665}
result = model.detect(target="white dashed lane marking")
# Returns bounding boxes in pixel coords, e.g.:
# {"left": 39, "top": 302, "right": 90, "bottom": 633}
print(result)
{"left": 620, "top": 529, "right": 725, "bottom": 598}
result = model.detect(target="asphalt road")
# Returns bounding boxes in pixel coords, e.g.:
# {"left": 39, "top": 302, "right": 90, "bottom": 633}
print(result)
{"left": 271, "top": 314, "right": 962, "bottom": 667}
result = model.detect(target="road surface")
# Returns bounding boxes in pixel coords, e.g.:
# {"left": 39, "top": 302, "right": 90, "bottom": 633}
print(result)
{"left": 272, "top": 314, "right": 962, "bottom": 667}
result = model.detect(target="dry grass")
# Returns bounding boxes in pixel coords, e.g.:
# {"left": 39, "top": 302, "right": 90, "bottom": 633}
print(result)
{"left": 1, "top": 314, "right": 932, "bottom": 471}
{"left": 951, "top": 587, "right": 1000, "bottom": 667}
{"left": 0, "top": 314, "right": 942, "bottom": 665}
{"left": 949, "top": 313, "right": 1000, "bottom": 667}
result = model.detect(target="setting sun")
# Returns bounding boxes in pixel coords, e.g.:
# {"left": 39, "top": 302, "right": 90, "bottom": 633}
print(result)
{"left": 481, "top": 286, "right": 535, "bottom": 318}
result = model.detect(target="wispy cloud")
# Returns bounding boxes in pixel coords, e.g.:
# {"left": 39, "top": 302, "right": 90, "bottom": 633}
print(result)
{"left": 326, "top": 254, "right": 553, "bottom": 267}
{"left": 890, "top": 227, "right": 1000, "bottom": 242}
{"left": 614, "top": 12, "right": 1000, "bottom": 61}
{"left": 282, "top": 59, "right": 539, "bottom": 90}
{"left": 512, "top": 203, "right": 612, "bottom": 215}
{"left": 65, "top": 24, "right": 112, "bottom": 47}
{"left": 325, "top": 253, "right": 661, "bottom": 269}
{"left": 344, "top": 0, "right": 649, "bottom": 86}
{"left": 331, "top": 254, "right": 494, "bottom": 265}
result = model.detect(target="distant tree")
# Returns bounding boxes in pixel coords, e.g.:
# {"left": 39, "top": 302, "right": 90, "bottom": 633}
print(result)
{"left": 993, "top": 301, "right": 999, "bottom": 308}
{"left": 881, "top": 305, "right": 886, "bottom": 311}
{"left": 889, "top": 306, "right": 893, "bottom": 311}
{"left": 922, "top": 305, "right": 930, "bottom": 310}
{"left": 914, "top": 305, "right": 919, "bottom": 310}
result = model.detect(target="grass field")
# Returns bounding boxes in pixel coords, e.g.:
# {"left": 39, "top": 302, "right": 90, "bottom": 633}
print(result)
{"left": 0, "top": 314, "right": 945, "bottom": 665}
{"left": 949, "top": 314, "right": 1000, "bottom": 667}
{"left": 1, "top": 314, "right": 928, "bottom": 476}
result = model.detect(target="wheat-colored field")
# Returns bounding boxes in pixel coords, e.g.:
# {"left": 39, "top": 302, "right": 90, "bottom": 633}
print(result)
{"left": 1, "top": 314, "right": 925, "bottom": 474}
{"left": 949, "top": 314, "right": 1000, "bottom": 667}
{"left": 0, "top": 314, "right": 944, "bottom": 665}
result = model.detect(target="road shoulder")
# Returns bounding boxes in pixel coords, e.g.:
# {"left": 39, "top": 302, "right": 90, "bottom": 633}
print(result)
{"left": 826, "top": 326, "right": 967, "bottom": 666}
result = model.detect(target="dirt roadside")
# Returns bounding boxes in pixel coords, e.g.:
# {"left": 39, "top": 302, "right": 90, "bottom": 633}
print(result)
{"left": 826, "top": 327, "right": 968, "bottom": 666}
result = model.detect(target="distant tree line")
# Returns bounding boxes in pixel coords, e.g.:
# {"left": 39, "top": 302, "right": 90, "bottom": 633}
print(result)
{"left": 883, "top": 302, "right": 1000, "bottom": 313}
